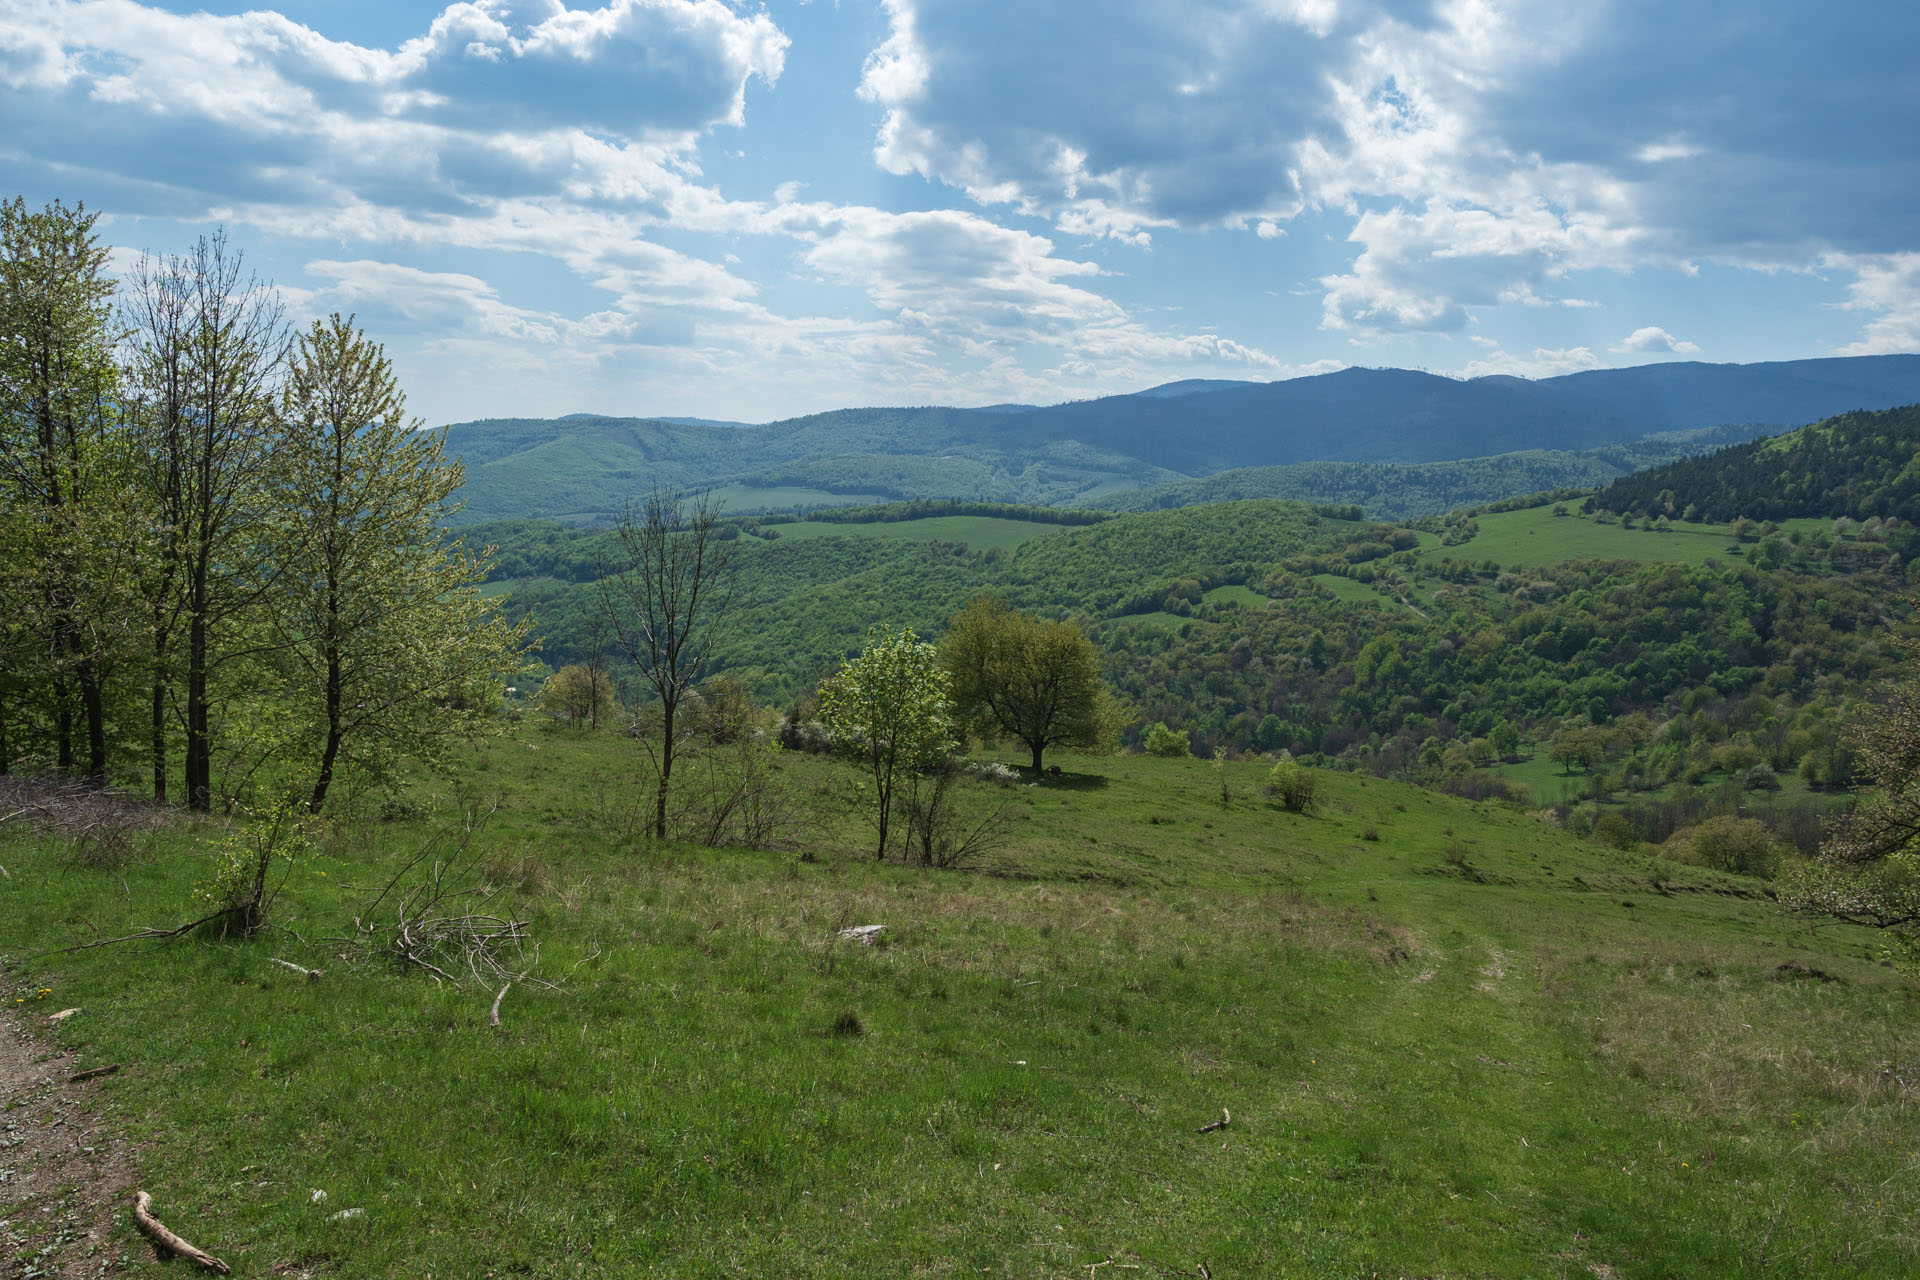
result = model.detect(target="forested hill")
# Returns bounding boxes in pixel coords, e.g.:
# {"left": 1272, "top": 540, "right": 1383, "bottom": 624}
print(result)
{"left": 1593, "top": 403, "right": 1920, "bottom": 523}
{"left": 442, "top": 355, "right": 1920, "bottom": 524}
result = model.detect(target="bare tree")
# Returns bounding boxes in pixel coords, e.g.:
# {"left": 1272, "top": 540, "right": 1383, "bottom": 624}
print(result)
{"left": 597, "top": 490, "right": 736, "bottom": 840}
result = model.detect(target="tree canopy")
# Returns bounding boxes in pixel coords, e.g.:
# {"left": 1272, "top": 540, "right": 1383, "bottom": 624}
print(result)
{"left": 942, "top": 596, "right": 1120, "bottom": 772}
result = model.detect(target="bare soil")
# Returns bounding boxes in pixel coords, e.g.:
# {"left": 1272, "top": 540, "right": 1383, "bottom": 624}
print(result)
{"left": 0, "top": 1006, "right": 136, "bottom": 1279}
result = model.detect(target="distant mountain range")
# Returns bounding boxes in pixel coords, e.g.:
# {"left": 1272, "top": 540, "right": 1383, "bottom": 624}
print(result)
{"left": 442, "top": 355, "right": 1920, "bottom": 524}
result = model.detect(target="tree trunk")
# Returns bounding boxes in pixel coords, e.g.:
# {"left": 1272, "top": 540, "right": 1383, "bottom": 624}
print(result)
{"left": 1030, "top": 741, "right": 1044, "bottom": 773}
{"left": 150, "top": 629, "right": 168, "bottom": 804}
{"left": 654, "top": 700, "right": 674, "bottom": 840}
{"left": 308, "top": 646, "right": 343, "bottom": 814}
{"left": 185, "top": 610, "right": 210, "bottom": 811}
{"left": 78, "top": 655, "right": 106, "bottom": 784}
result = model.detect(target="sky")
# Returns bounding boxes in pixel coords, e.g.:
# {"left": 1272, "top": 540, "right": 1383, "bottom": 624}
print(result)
{"left": 3, "top": 0, "right": 1917, "bottom": 426}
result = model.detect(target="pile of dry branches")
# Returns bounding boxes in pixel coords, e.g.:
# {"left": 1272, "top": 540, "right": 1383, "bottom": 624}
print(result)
{"left": 0, "top": 775, "right": 162, "bottom": 864}
{"left": 348, "top": 805, "right": 536, "bottom": 988}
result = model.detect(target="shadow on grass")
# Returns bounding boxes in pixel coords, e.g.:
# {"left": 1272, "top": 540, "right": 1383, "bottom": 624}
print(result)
{"left": 1017, "top": 768, "right": 1111, "bottom": 791}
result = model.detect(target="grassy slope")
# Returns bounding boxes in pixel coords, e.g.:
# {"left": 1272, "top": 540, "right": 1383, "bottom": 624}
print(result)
{"left": 1421, "top": 508, "right": 1744, "bottom": 570}
{"left": 4, "top": 731, "right": 1914, "bottom": 1279}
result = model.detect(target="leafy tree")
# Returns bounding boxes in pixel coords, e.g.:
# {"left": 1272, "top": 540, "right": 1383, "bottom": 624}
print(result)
{"left": 820, "top": 625, "right": 953, "bottom": 859}
{"left": 1784, "top": 659, "right": 1920, "bottom": 969}
{"left": 1143, "top": 722, "right": 1191, "bottom": 758}
{"left": 942, "top": 595, "right": 1120, "bottom": 771}
{"left": 598, "top": 490, "right": 737, "bottom": 839}
{"left": 0, "top": 197, "right": 125, "bottom": 781}
{"left": 541, "top": 663, "right": 616, "bottom": 728}
{"left": 269, "top": 314, "right": 529, "bottom": 812}
{"left": 122, "top": 229, "right": 287, "bottom": 810}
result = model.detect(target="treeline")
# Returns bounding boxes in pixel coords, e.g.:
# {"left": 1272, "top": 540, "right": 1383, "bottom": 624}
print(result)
{"left": 0, "top": 199, "right": 525, "bottom": 811}
{"left": 1593, "top": 404, "right": 1920, "bottom": 526}
{"left": 763, "top": 499, "right": 1112, "bottom": 527}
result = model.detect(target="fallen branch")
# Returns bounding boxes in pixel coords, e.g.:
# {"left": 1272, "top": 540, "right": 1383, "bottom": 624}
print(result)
{"left": 133, "top": 1190, "right": 232, "bottom": 1275}
{"left": 1194, "top": 1108, "right": 1231, "bottom": 1135}
{"left": 28, "top": 908, "right": 237, "bottom": 958}
{"left": 490, "top": 981, "right": 511, "bottom": 1028}
{"left": 68, "top": 1062, "right": 123, "bottom": 1082}
{"left": 268, "top": 957, "right": 323, "bottom": 980}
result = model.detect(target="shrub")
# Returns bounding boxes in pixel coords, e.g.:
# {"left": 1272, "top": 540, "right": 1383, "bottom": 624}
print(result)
{"left": 1143, "top": 722, "right": 1191, "bottom": 758}
{"left": 1669, "top": 814, "right": 1782, "bottom": 878}
{"left": 1266, "top": 760, "right": 1321, "bottom": 814}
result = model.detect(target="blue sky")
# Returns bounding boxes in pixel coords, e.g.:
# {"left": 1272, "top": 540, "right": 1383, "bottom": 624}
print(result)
{"left": 4, "top": 0, "right": 1917, "bottom": 425}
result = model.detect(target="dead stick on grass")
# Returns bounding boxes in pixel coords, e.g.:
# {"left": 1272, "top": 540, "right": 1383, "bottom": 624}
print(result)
{"left": 132, "top": 1191, "right": 232, "bottom": 1275}
{"left": 1195, "top": 1108, "right": 1231, "bottom": 1134}
{"left": 268, "top": 958, "right": 323, "bottom": 980}
{"left": 68, "top": 1063, "right": 123, "bottom": 1082}
{"left": 490, "top": 981, "right": 511, "bottom": 1028}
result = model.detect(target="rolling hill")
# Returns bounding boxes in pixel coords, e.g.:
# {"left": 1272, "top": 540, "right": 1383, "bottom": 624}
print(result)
{"left": 442, "top": 355, "right": 1920, "bottom": 524}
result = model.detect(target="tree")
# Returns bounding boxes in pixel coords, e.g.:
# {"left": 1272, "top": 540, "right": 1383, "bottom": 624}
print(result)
{"left": 941, "top": 595, "right": 1120, "bottom": 772}
{"left": 820, "top": 625, "right": 954, "bottom": 859}
{"left": 540, "top": 664, "right": 616, "bottom": 728}
{"left": 0, "top": 197, "right": 125, "bottom": 782}
{"left": 1143, "top": 722, "right": 1191, "bottom": 758}
{"left": 598, "top": 489, "right": 737, "bottom": 840}
{"left": 1783, "top": 660, "right": 1920, "bottom": 970}
{"left": 269, "top": 314, "right": 530, "bottom": 812}
{"left": 122, "top": 230, "right": 286, "bottom": 810}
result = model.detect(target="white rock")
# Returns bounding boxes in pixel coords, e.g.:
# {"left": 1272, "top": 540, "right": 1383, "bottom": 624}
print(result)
{"left": 838, "top": 924, "right": 886, "bottom": 945}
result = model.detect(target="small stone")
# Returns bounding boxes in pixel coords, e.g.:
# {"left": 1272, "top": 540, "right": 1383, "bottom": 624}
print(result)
{"left": 837, "top": 925, "right": 885, "bottom": 945}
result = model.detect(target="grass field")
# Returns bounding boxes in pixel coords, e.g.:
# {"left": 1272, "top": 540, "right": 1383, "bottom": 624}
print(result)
{"left": 1423, "top": 507, "right": 1745, "bottom": 570}
{"left": 4, "top": 730, "right": 1916, "bottom": 1278}
{"left": 705, "top": 484, "right": 890, "bottom": 512}
{"left": 1200, "top": 584, "right": 1273, "bottom": 608}
{"left": 770, "top": 515, "right": 1073, "bottom": 552}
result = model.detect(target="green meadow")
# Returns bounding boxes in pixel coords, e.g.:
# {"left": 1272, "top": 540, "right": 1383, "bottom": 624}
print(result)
{"left": 1421, "top": 507, "right": 1746, "bottom": 571}
{"left": 5, "top": 727, "right": 1914, "bottom": 1278}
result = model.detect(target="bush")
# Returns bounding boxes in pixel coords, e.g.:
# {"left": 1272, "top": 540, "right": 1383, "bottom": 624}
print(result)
{"left": 1143, "top": 722, "right": 1191, "bottom": 758}
{"left": 1266, "top": 760, "right": 1322, "bottom": 814}
{"left": 1669, "top": 814, "right": 1782, "bottom": 878}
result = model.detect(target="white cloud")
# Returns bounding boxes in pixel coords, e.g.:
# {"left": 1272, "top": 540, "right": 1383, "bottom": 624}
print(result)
{"left": 1460, "top": 345, "right": 1602, "bottom": 380}
{"left": 1613, "top": 326, "right": 1701, "bottom": 356}
{"left": 1827, "top": 252, "right": 1920, "bottom": 357}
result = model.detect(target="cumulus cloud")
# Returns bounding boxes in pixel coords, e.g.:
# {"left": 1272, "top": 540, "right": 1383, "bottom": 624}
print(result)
{"left": 1613, "top": 326, "right": 1701, "bottom": 356}
{"left": 1828, "top": 252, "right": 1920, "bottom": 357}
{"left": 852, "top": 0, "right": 1920, "bottom": 341}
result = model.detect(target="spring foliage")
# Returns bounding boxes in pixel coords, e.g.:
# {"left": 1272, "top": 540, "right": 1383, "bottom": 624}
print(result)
{"left": 941, "top": 595, "right": 1121, "bottom": 771}
{"left": 820, "top": 625, "right": 954, "bottom": 858}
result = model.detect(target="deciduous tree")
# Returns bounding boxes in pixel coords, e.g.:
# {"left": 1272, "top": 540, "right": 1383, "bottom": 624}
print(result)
{"left": 942, "top": 595, "right": 1120, "bottom": 772}
{"left": 0, "top": 197, "right": 125, "bottom": 781}
{"left": 820, "top": 625, "right": 953, "bottom": 859}
{"left": 269, "top": 313, "right": 529, "bottom": 812}
{"left": 598, "top": 490, "right": 736, "bottom": 839}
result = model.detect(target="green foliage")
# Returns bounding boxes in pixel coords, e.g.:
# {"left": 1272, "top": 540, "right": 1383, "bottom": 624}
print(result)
{"left": 1596, "top": 403, "right": 1920, "bottom": 529}
{"left": 1672, "top": 815, "right": 1781, "bottom": 878}
{"left": 271, "top": 313, "right": 532, "bottom": 812}
{"left": 1784, "top": 652, "right": 1920, "bottom": 968}
{"left": 943, "top": 595, "right": 1123, "bottom": 770}
{"left": 819, "top": 625, "right": 955, "bottom": 858}
{"left": 194, "top": 799, "right": 314, "bottom": 935}
{"left": 539, "top": 664, "right": 616, "bottom": 728}
{"left": 1143, "top": 722, "right": 1191, "bottom": 758}
{"left": 1266, "top": 758, "right": 1322, "bottom": 814}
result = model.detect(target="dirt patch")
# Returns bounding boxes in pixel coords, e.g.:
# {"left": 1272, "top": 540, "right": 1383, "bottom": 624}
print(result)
{"left": 0, "top": 1006, "right": 136, "bottom": 1278}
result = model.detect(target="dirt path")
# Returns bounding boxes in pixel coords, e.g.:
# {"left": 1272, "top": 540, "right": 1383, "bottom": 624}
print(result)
{"left": 0, "top": 1007, "right": 135, "bottom": 1279}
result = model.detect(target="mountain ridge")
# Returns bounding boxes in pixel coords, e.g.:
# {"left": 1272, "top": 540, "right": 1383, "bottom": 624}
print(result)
{"left": 443, "top": 354, "right": 1920, "bottom": 524}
